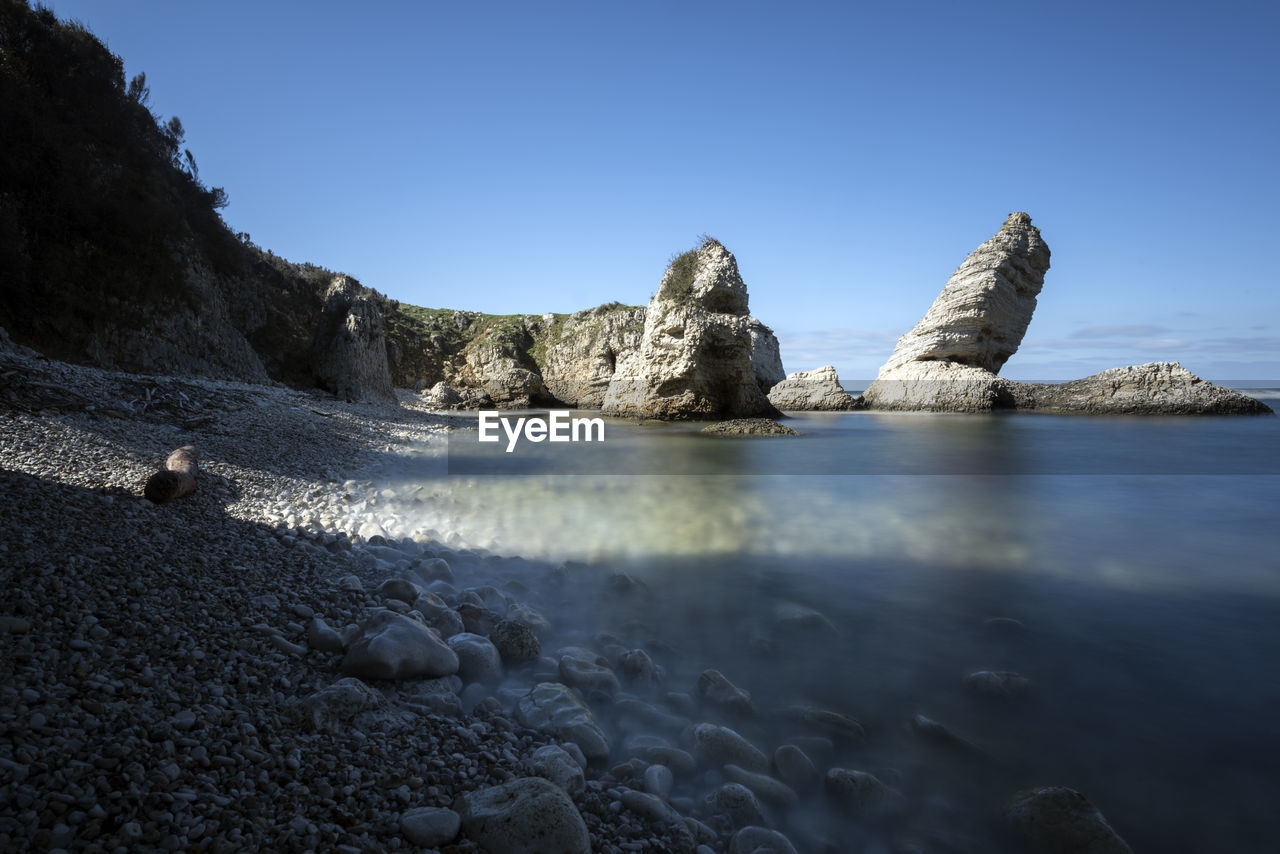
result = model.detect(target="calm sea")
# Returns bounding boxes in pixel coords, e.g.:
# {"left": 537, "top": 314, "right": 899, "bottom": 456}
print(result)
{"left": 373, "top": 385, "right": 1280, "bottom": 852}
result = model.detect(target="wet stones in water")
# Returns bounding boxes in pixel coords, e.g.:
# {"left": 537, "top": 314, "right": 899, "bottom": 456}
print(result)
{"left": 618, "top": 648, "right": 664, "bottom": 689}
{"left": 963, "top": 669, "right": 1033, "bottom": 700}
{"left": 457, "top": 603, "right": 500, "bottom": 636}
{"left": 454, "top": 776, "right": 591, "bottom": 854}
{"left": 514, "top": 683, "right": 611, "bottom": 763}
{"left": 399, "top": 806, "right": 460, "bottom": 848}
{"left": 689, "top": 723, "right": 770, "bottom": 773}
{"left": 696, "top": 669, "right": 756, "bottom": 717}
{"left": 786, "top": 705, "right": 866, "bottom": 742}
{"left": 910, "top": 713, "right": 989, "bottom": 759}
{"left": 730, "top": 826, "right": 800, "bottom": 854}
{"left": 641, "top": 745, "right": 697, "bottom": 778}
{"left": 703, "top": 783, "right": 766, "bottom": 830}
{"left": 490, "top": 619, "right": 541, "bottom": 664}
{"left": 1005, "top": 786, "right": 1134, "bottom": 854}
{"left": 557, "top": 649, "right": 620, "bottom": 701}
{"left": 773, "top": 744, "right": 819, "bottom": 792}
{"left": 409, "top": 557, "right": 454, "bottom": 584}
{"left": 447, "top": 632, "right": 504, "bottom": 685}
{"left": 823, "top": 768, "right": 906, "bottom": 820}
{"left": 722, "top": 763, "right": 798, "bottom": 807}
{"left": 982, "top": 616, "right": 1026, "bottom": 635}
{"left": 340, "top": 611, "right": 459, "bottom": 680}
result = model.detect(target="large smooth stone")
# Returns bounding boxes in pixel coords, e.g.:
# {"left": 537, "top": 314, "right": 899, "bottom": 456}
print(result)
{"left": 1005, "top": 787, "right": 1133, "bottom": 854}
{"left": 455, "top": 777, "right": 590, "bottom": 854}
{"left": 514, "top": 683, "right": 611, "bottom": 763}
{"left": 340, "top": 611, "right": 459, "bottom": 680}
{"left": 448, "top": 632, "right": 504, "bottom": 685}
{"left": 773, "top": 744, "right": 819, "bottom": 792}
{"left": 399, "top": 806, "right": 460, "bottom": 848}
{"left": 689, "top": 723, "right": 769, "bottom": 773}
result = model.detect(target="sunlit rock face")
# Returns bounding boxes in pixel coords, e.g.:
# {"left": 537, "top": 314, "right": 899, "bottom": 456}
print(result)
{"left": 602, "top": 239, "right": 781, "bottom": 420}
{"left": 863, "top": 213, "right": 1049, "bottom": 412}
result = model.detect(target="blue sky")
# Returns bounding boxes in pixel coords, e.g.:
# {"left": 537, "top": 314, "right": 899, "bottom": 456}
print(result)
{"left": 46, "top": 0, "right": 1280, "bottom": 379}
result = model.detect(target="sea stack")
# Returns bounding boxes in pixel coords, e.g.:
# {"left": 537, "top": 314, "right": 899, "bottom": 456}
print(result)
{"left": 862, "top": 212, "right": 1050, "bottom": 412}
{"left": 602, "top": 238, "right": 781, "bottom": 420}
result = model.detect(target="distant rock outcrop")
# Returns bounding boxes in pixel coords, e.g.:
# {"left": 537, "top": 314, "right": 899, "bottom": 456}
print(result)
{"left": 311, "top": 276, "right": 397, "bottom": 404}
{"left": 1019, "top": 362, "right": 1272, "bottom": 415}
{"left": 863, "top": 212, "right": 1050, "bottom": 411}
{"left": 862, "top": 213, "right": 1272, "bottom": 415}
{"left": 601, "top": 239, "right": 781, "bottom": 420}
{"left": 767, "top": 366, "right": 860, "bottom": 411}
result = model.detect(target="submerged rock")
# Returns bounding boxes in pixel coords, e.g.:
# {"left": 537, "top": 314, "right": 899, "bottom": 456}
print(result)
{"left": 766, "top": 365, "right": 860, "bottom": 411}
{"left": 695, "top": 669, "right": 756, "bottom": 716}
{"left": 603, "top": 238, "right": 782, "bottom": 420}
{"left": 700, "top": 418, "right": 798, "bottom": 436}
{"left": 1005, "top": 786, "right": 1134, "bottom": 853}
{"left": 963, "top": 669, "right": 1033, "bottom": 700}
{"left": 823, "top": 768, "right": 906, "bottom": 819}
{"left": 730, "top": 826, "right": 800, "bottom": 854}
{"left": 454, "top": 777, "right": 591, "bottom": 854}
{"left": 689, "top": 723, "right": 769, "bottom": 773}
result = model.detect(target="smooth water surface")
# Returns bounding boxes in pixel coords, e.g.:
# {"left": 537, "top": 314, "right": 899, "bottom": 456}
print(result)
{"left": 370, "top": 397, "right": 1280, "bottom": 851}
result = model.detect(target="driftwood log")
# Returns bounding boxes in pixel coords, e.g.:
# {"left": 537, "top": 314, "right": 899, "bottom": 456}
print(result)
{"left": 144, "top": 446, "right": 198, "bottom": 504}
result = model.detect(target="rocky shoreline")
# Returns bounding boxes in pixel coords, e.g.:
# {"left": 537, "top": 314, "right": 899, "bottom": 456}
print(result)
{"left": 1, "top": 345, "right": 1137, "bottom": 854}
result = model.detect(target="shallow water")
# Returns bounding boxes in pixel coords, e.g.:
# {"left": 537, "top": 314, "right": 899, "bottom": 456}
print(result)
{"left": 372, "top": 396, "right": 1280, "bottom": 852}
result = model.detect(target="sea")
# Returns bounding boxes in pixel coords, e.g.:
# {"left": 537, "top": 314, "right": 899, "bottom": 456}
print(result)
{"left": 369, "top": 383, "right": 1280, "bottom": 852}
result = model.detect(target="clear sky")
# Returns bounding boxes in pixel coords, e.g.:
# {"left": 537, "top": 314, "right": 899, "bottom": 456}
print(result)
{"left": 44, "top": 0, "right": 1280, "bottom": 379}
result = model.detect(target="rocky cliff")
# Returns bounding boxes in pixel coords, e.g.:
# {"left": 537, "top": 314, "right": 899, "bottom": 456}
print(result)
{"left": 600, "top": 239, "right": 781, "bottom": 420}
{"left": 862, "top": 213, "right": 1271, "bottom": 415}
{"left": 311, "top": 277, "right": 397, "bottom": 404}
